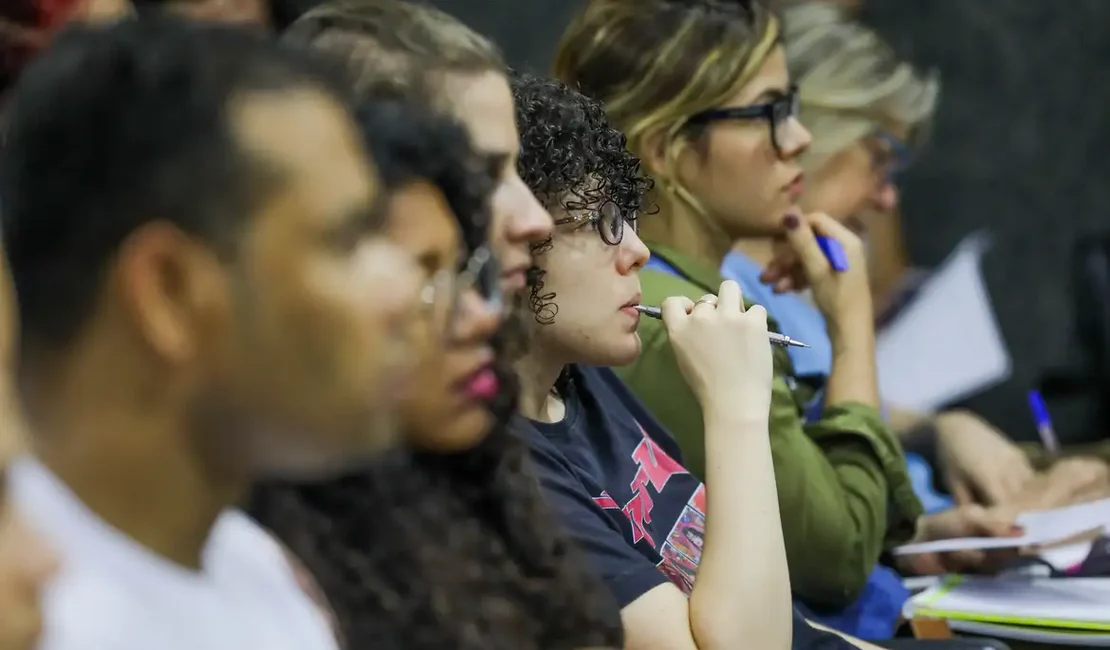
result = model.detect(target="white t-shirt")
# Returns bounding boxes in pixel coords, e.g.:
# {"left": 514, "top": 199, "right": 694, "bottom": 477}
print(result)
{"left": 10, "top": 457, "right": 340, "bottom": 650}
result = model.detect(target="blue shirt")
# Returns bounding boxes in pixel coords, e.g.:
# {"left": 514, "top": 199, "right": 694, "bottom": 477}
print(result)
{"left": 720, "top": 251, "right": 833, "bottom": 380}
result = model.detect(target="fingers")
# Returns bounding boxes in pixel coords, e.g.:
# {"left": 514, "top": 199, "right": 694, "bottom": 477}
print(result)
{"left": 781, "top": 212, "right": 832, "bottom": 280}
{"left": 806, "top": 211, "right": 857, "bottom": 241}
{"left": 716, "top": 280, "right": 744, "bottom": 313}
{"left": 949, "top": 480, "right": 975, "bottom": 506}
{"left": 660, "top": 296, "right": 695, "bottom": 325}
{"left": 692, "top": 293, "right": 717, "bottom": 315}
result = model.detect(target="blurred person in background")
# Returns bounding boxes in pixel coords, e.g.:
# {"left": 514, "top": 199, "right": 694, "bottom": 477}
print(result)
{"left": 0, "top": 17, "right": 421, "bottom": 649}
{"left": 721, "top": 1, "right": 1030, "bottom": 514}
{"left": 0, "top": 249, "right": 58, "bottom": 650}
{"left": 251, "top": 98, "right": 622, "bottom": 650}
{"left": 1, "top": 0, "right": 131, "bottom": 103}
{"left": 249, "top": 2, "right": 623, "bottom": 648}
{"left": 129, "top": 0, "right": 271, "bottom": 28}
{"left": 283, "top": 0, "right": 552, "bottom": 299}
{"left": 554, "top": 0, "right": 1017, "bottom": 638}
{"left": 727, "top": 1, "right": 1110, "bottom": 515}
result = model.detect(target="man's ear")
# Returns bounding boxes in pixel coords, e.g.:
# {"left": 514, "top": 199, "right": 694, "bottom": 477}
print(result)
{"left": 115, "top": 221, "right": 227, "bottom": 366}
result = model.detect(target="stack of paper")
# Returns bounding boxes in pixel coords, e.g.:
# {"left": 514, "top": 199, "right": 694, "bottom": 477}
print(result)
{"left": 892, "top": 497, "right": 1110, "bottom": 556}
{"left": 906, "top": 576, "right": 1110, "bottom": 646}
{"left": 877, "top": 231, "right": 1012, "bottom": 412}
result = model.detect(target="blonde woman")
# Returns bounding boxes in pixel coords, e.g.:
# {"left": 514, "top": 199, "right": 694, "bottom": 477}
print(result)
{"left": 555, "top": 0, "right": 1014, "bottom": 622}
{"left": 731, "top": 1, "right": 1109, "bottom": 517}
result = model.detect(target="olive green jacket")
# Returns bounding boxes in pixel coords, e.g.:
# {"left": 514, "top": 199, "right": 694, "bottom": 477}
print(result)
{"left": 615, "top": 242, "right": 923, "bottom": 608}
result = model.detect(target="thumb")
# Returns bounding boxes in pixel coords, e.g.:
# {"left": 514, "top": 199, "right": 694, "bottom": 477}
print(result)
{"left": 781, "top": 212, "right": 831, "bottom": 280}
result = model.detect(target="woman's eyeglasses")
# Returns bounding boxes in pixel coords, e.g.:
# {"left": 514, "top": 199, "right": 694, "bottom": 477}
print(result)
{"left": 870, "top": 130, "right": 912, "bottom": 184}
{"left": 553, "top": 200, "right": 638, "bottom": 246}
{"left": 684, "top": 85, "right": 801, "bottom": 156}
{"left": 420, "top": 245, "right": 502, "bottom": 334}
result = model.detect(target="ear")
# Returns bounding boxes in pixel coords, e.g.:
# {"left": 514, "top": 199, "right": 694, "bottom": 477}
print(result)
{"left": 637, "top": 125, "right": 672, "bottom": 180}
{"left": 114, "top": 222, "right": 229, "bottom": 366}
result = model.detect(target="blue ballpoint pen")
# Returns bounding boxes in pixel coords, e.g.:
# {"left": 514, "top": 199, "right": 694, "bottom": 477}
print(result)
{"left": 1027, "top": 389, "right": 1060, "bottom": 457}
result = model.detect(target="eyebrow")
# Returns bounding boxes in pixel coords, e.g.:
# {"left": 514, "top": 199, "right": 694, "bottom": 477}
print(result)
{"left": 361, "top": 192, "right": 391, "bottom": 232}
{"left": 752, "top": 86, "right": 789, "bottom": 103}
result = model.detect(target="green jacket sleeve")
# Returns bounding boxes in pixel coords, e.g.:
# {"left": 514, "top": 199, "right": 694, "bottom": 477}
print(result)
{"left": 615, "top": 269, "right": 923, "bottom": 608}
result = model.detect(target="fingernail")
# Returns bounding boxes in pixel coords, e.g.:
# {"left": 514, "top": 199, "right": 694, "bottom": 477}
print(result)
{"left": 783, "top": 214, "right": 800, "bottom": 230}
{"left": 1010, "top": 525, "right": 1025, "bottom": 535}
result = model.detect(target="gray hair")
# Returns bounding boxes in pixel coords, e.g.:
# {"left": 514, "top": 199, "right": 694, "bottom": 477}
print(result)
{"left": 783, "top": 2, "right": 940, "bottom": 169}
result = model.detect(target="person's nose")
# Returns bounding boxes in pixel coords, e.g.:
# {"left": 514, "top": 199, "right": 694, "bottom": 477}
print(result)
{"left": 780, "top": 117, "right": 813, "bottom": 159}
{"left": 497, "top": 173, "right": 552, "bottom": 247}
{"left": 617, "top": 226, "right": 651, "bottom": 274}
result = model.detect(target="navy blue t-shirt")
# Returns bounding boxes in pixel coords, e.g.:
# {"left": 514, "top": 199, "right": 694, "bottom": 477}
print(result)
{"left": 515, "top": 364, "right": 856, "bottom": 649}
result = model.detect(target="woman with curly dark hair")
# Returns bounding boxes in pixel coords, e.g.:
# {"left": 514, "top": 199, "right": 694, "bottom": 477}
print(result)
{"left": 508, "top": 70, "right": 899, "bottom": 650}
{"left": 248, "top": 97, "right": 624, "bottom": 650}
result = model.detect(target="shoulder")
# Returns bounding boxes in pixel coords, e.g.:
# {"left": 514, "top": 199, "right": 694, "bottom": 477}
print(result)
{"left": 208, "top": 510, "right": 300, "bottom": 587}
{"left": 38, "top": 563, "right": 143, "bottom": 650}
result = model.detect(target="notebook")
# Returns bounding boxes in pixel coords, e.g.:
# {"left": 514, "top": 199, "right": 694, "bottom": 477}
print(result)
{"left": 908, "top": 576, "right": 1110, "bottom": 631}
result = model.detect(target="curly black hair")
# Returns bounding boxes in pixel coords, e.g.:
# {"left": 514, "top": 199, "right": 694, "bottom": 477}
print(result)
{"left": 511, "top": 70, "right": 653, "bottom": 325}
{"left": 248, "top": 99, "right": 624, "bottom": 650}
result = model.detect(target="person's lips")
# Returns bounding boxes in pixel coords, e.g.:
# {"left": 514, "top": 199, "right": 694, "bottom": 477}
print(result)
{"left": 784, "top": 172, "right": 805, "bottom": 199}
{"left": 500, "top": 265, "right": 528, "bottom": 293}
{"left": 457, "top": 363, "right": 499, "bottom": 402}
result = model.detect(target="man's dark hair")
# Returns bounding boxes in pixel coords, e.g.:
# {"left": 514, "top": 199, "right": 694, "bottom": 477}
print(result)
{"left": 249, "top": 100, "right": 625, "bottom": 650}
{"left": 0, "top": 16, "right": 351, "bottom": 359}
{"left": 512, "top": 70, "right": 653, "bottom": 325}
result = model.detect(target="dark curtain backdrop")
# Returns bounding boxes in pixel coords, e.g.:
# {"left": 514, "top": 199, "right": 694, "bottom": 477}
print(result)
{"left": 426, "top": 0, "right": 1110, "bottom": 445}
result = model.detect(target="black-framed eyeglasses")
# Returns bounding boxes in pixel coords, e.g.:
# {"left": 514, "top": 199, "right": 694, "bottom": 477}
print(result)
{"left": 420, "top": 245, "right": 502, "bottom": 334}
{"left": 685, "top": 85, "right": 801, "bottom": 155}
{"left": 553, "top": 200, "right": 638, "bottom": 246}
{"left": 872, "top": 130, "right": 912, "bottom": 184}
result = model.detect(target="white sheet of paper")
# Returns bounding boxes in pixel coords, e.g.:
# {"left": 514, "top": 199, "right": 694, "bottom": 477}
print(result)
{"left": 877, "top": 231, "right": 1012, "bottom": 411}
{"left": 893, "top": 497, "right": 1110, "bottom": 556}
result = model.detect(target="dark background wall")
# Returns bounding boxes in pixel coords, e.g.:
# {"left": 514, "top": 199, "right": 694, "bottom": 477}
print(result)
{"left": 426, "top": 0, "right": 1110, "bottom": 445}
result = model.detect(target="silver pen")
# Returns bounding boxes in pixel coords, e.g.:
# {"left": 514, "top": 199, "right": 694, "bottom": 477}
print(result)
{"left": 634, "top": 305, "right": 810, "bottom": 349}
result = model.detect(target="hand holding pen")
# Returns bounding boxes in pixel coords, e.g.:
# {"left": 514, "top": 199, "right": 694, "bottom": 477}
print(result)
{"left": 759, "top": 212, "right": 872, "bottom": 325}
{"left": 659, "top": 281, "right": 775, "bottom": 414}
{"left": 634, "top": 305, "right": 808, "bottom": 348}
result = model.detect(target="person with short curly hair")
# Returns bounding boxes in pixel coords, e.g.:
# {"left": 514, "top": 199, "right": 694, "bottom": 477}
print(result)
{"left": 249, "top": 97, "right": 625, "bottom": 650}
{"left": 506, "top": 70, "right": 924, "bottom": 650}
{"left": 510, "top": 70, "right": 798, "bottom": 650}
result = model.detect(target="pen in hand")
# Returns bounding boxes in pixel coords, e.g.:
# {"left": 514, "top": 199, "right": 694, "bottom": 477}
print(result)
{"left": 634, "top": 305, "right": 809, "bottom": 349}
{"left": 1027, "top": 389, "right": 1060, "bottom": 458}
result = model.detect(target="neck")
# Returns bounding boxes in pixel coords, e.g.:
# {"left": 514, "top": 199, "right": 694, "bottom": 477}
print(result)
{"left": 512, "top": 343, "right": 567, "bottom": 423}
{"left": 639, "top": 195, "right": 734, "bottom": 270}
{"left": 732, "top": 237, "right": 777, "bottom": 267}
{"left": 24, "top": 353, "right": 245, "bottom": 570}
